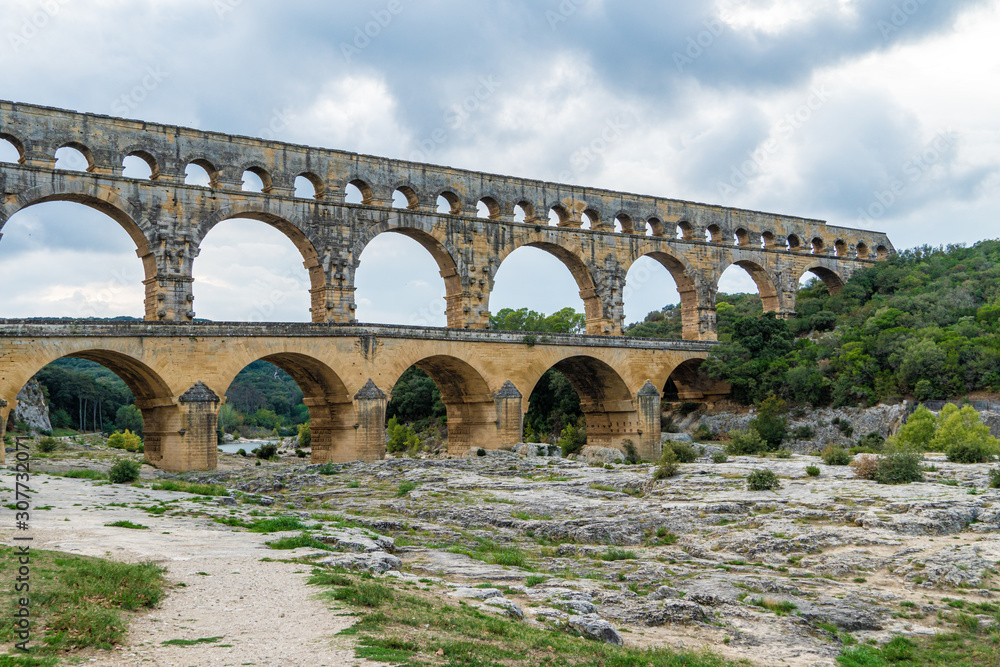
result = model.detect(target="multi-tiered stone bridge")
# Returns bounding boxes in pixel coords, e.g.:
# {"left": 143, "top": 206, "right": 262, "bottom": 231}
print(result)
{"left": 0, "top": 101, "right": 893, "bottom": 470}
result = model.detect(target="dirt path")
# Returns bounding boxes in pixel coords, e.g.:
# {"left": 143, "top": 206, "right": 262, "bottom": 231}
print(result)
{"left": 0, "top": 471, "right": 360, "bottom": 666}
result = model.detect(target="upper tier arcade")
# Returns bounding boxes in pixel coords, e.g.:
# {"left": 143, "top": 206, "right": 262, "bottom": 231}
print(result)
{"left": 0, "top": 100, "right": 894, "bottom": 340}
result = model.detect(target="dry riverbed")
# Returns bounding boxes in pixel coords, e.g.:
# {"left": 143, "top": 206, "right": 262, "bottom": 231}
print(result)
{"left": 8, "top": 444, "right": 1000, "bottom": 665}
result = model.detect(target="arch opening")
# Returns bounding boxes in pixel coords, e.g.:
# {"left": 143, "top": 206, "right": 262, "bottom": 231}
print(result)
{"left": 705, "top": 224, "right": 723, "bottom": 243}
{"left": 615, "top": 214, "right": 634, "bottom": 234}
{"left": 122, "top": 152, "right": 157, "bottom": 180}
{"left": 0, "top": 200, "right": 149, "bottom": 318}
{"left": 856, "top": 242, "right": 870, "bottom": 260}
{"left": 0, "top": 134, "right": 24, "bottom": 163}
{"left": 787, "top": 234, "right": 802, "bottom": 251}
{"left": 623, "top": 253, "right": 695, "bottom": 340}
{"left": 490, "top": 243, "right": 597, "bottom": 332}
{"left": 661, "top": 359, "right": 725, "bottom": 405}
{"left": 478, "top": 197, "right": 501, "bottom": 220}
{"left": 295, "top": 173, "right": 324, "bottom": 200}
{"left": 735, "top": 228, "right": 750, "bottom": 246}
{"left": 677, "top": 221, "right": 694, "bottom": 240}
{"left": 437, "top": 191, "right": 461, "bottom": 215}
{"left": 811, "top": 237, "right": 825, "bottom": 255}
{"left": 527, "top": 356, "right": 634, "bottom": 451}
{"left": 346, "top": 180, "right": 374, "bottom": 205}
{"left": 876, "top": 245, "right": 889, "bottom": 260}
{"left": 514, "top": 201, "right": 534, "bottom": 224}
{"left": 393, "top": 186, "right": 419, "bottom": 210}
{"left": 715, "top": 263, "right": 772, "bottom": 336}
{"left": 355, "top": 229, "right": 460, "bottom": 327}
{"left": 647, "top": 218, "right": 664, "bottom": 238}
{"left": 192, "top": 215, "right": 318, "bottom": 322}
{"left": 834, "top": 239, "right": 848, "bottom": 257}
{"left": 386, "top": 356, "right": 494, "bottom": 455}
{"left": 580, "top": 210, "right": 594, "bottom": 230}
{"left": 241, "top": 167, "right": 272, "bottom": 194}
{"left": 549, "top": 205, "right": 568, "bottom": 227}
{"left": 220, "top": 353, "right": 352, "bottom": 463}
{"left": 55, "top": 144, "right": 92, "bottom": 172}
{"left": 185, "top": 160, "right": 217, "bottom": 187}
{"left": 798, "top": 266, "right": 845, "bottom": 295}
{"left": 761, "top": 231, "right": 775, "bottom": 249}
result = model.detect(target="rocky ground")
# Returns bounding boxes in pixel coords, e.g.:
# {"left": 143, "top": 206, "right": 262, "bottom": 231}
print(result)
{"left": 19, "top": 436, "right": 1000, "bottom": 666}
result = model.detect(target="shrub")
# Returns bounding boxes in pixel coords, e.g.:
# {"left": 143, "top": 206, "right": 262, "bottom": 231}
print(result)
{"left": 726, "top": 429, "right": 768, "bottom": 456}
{"left": 387, "top": 416, "right": 420, "bottom": 454}
{"left": 298, "top": 422, "right": 311, "bottom": 448}
{"left": 664, "top": 440, "right": 698, "bottom": 463}
{"left": 792, "top": 425, "right": 814, "bottom": 440}
{"left": 653, "top": 448, "right": 678, "bottom": 480}
{"left": 876, "top": 451, "right": 925, "bottom": 485}
{"left": 856, "top": 432, "right": 886, "bottom": 451}
{"left": 831, "top": 417, "right": 854, "bottom": 438}
{"left": 850, "top": 454, "right": 880, "bottom": 481}
{"left": 711, "top": 452, "right": 728, "bottom": 464}
{"left": 622, "top": 439, "right": 640, "bottom": 464}
{"left": 747, "top": 469, "right": 781, "bottom": 491}
{"left": 107, "top": 429, "right": 142, "bottom": 452}
{"left": 255, "top": 443, "right": 278, "bottom": 460}
{"left": 692, "top": 424, "right": 713, "bottom": 441}
{"left": 989, "top": 468, "right": 1000, "bottom": 489}
{"left": 821, "top": 446, "right": 851, "bottom": 466}
{"left": 295, "top": 448, "right": 307, "bottom": 458}
{"left": 237, "top": 448, "right": 247, "bottom": 457}
{"left": 774, "top": 449, "right": 792, "bottom": 459}
{"left": 558, "top": 421, "right": 587, "bottom": 457}
{"left": 933, "top": 405, "right": 998, "bottom": 463}
{"left": 749, "top": 396, "right": 787, "bottom": 448}
{"left": 805, "top": 465, "right": 820, "bottom": 477}
{"left": 894, "top": 404, "right": 936, "bottom": 451}
{"left": 37, "top": 437, "right": 59, "bottom": 453}
{"left": 108, "top": 458, "right": 141, "bottom": 484}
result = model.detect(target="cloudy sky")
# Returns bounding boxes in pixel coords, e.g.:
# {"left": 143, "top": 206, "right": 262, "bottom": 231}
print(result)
{"left": 1, "top": 0, "right": 998, "bottom": 326}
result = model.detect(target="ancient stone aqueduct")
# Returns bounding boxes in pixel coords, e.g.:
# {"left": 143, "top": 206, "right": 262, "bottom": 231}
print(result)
{"left": 0, "top": 101, "right": 893, "bottom": 471}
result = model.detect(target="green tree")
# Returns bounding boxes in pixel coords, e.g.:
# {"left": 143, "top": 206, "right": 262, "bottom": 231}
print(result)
{"left": 115, "top": 404, "right": 143, "bottom": 437}
{"left": 702, "top": 313, "right": 793, "bottom": 404}
{"left": 749, "top": 396, "right": 787, "bottom": 449}
{"left": 893, "top": 405, "right": 937, "bottom": 452}
{"left": 931, "top": 404, "right": 998, "bottom": 462}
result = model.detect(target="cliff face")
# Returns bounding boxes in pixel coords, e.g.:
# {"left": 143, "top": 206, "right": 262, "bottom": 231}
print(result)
{"left": 13, "top": 378, "right": 52, "bottom": 433}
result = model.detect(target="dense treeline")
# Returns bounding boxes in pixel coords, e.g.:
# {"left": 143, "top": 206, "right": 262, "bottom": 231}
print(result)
{"left": 704, "top": 241, "right": 1000, "bottom": 406}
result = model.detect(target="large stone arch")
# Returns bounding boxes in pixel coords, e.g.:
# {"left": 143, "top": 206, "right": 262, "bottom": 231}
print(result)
{"left": 716, "top": 258, "right": 782, "bottom": 313}
{"left": 657, "top": 357, "right": 729, "bottom": 404}
{"left": 622, "top": 244, "right": 705, "bottom": 341}
{"left": 216, "top": 350, "right": 355, "bottom": 464}
{"left": 193, "top": 204, "right": 327, "bottom": 321}
{"left": 384, "top": 353, "right": 497, "bottom": 455}
{"left": 796, "top": 262, "right": 846, "bottom": 295}
{"left": 353, "top": 220, "right": 469, "bottom": 328}
{"left": 491, "top": 239, "right": 606, "bottom": 334}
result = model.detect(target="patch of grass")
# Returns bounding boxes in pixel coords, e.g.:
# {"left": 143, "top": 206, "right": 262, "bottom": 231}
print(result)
{"left": 396, "top": 481, "right": 418, "bottom": 497}
{"left": 161, "top": 636, "right": 224, "bottom": 646}
{"left": 247, "top": 516, "right": 307, "bottom": 533}
{"left": 150, "top": 480, "right": 229, "bottom": 496}
{"left": 104, "top": 520, "right": 149, "bottom": 530}
{"left": 525, "top": 575, "right": 549, "bottom": 587}
{"left": 49, "top": 469, "right": 109, "bottom": 480}
{"left": 266, "top": 532, "right": 335, "bottom": 552}
{"left": 0, "top": 547, "right": 166, "bottom": 654}
{"left": 599, "top": 548, "right": 638, "bottom": 561}
{"left": 750, "top": 597, "right": 797, "bottom": 616}
{"left": 311, "top": 568, "right": 750, "bottom": 667}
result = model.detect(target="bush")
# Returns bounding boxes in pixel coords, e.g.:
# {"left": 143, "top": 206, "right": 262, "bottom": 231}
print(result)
{"left": 237, "top": 448, "right": 247, "bottom": 457}
{"left": 894, "top": 404, "right": 936, "bottom": 451}
{"left": 108, "top": 458, "right": 141, "bottom": 484}
{"left": 653, "top": 448, "right": 678, "bottom": 480}
{"left": 821, "top": 446, "right": 851, "bottom": 466}
{"left": 255, "top": 443, "right": 278, "bottom": 460}
{"left": 805, "top": 465, "right": 820, "bottom": 477}
{"left": 664, "top": 440, "right": 698, "bottom": 463}
{"left": 850, "top": 454, "right": 880, "bottom": 481}
{"left": 933, "top": 405, "right": 998, "bottom": 462}
{"left": 622, "top": 439, "right": 640, "bottom": 464}
{"left": 792, "top": 425, "right": 815, "bottom": 440}
{"left": 746, "top": 469, "right": 781, "bottom": 491}
{"left": 831, "top": 417, "right": 854, "bottom": 438}
{"left": 876, "top": 451, "right": 924, "bottom": 485}
{"left": 856, "top": 432, "right": 886, "bottom": 451}
{"left": 298, "top": 422, "right": 311, "bottom": 448}
{"left": 558, "top": 421, "right": 587, "bottom": 457}
{"left": 386, "top": 416, "right": 420, "bottom": 454}
{"left": 692, "top": 424, "right": 713, "bottom": 441}
{"left": 295, "top": 448, "right": 307, "bottom": 458}
{"left": 989, "top": 468, "right": 1000, "bottom": 489}
{"left": 749, "top": 396, "right": 787, "bottom": 448}
{"left": 774, "top": 449, "right": 792, "bottom": 459}
{"left": 107, "top": 429, "right": 142, "bottom": 452}
{"left": 711, "top": 452, "right": 728, "bottom": 464}
{"left": 37, "top": 437, "right": 59, "bottom": 453}
{"left": 726, "top": 429, "right": 768, "bottom": 456}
